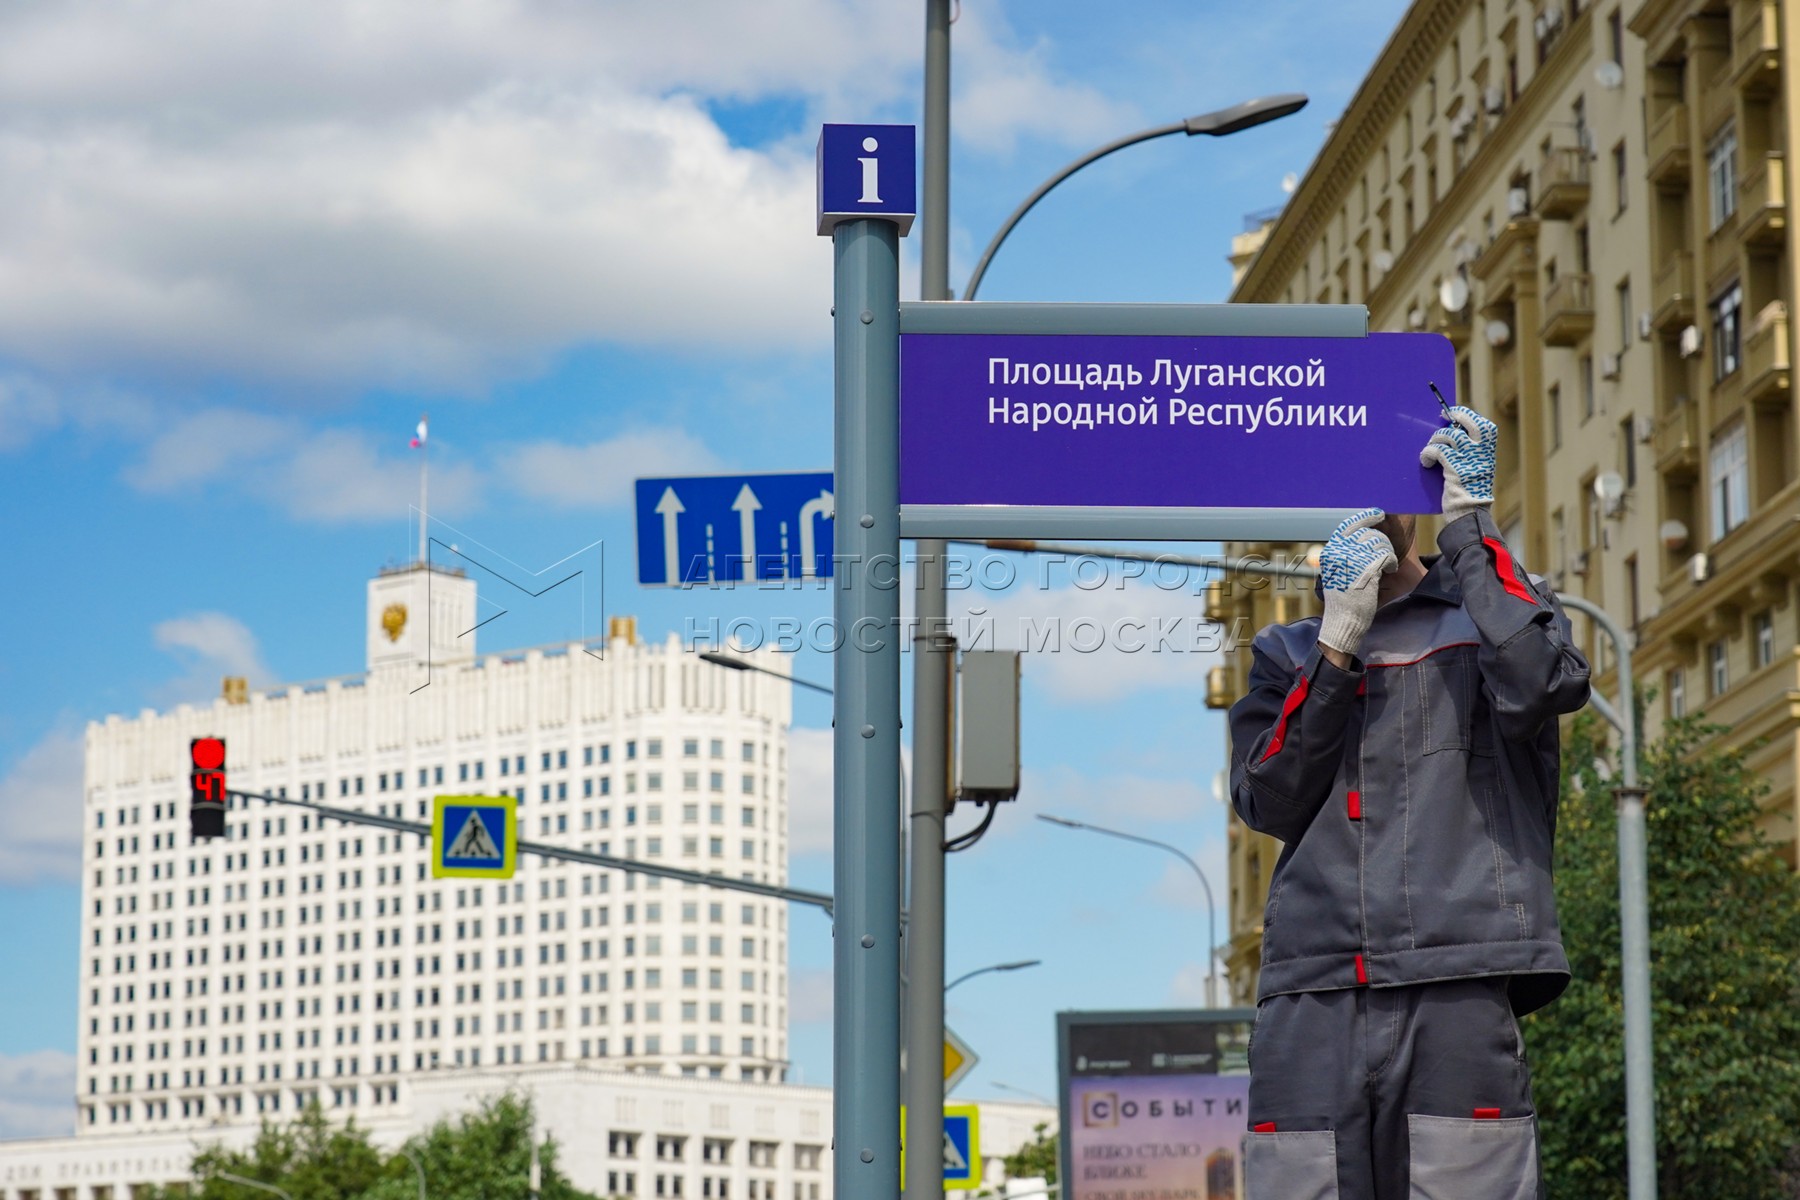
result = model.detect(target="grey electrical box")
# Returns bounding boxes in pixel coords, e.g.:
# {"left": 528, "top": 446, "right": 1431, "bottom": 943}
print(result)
{"left": 956, "top": 650, "right": 1021, "bottom": 801}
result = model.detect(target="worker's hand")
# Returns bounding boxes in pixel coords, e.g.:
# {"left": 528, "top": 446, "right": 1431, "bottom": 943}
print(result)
{"left": 1420, "top": 404, "right": 1498, "bottom": 522}
{"left": 1318, "top": 508, "right": 1398, "bottom": 658}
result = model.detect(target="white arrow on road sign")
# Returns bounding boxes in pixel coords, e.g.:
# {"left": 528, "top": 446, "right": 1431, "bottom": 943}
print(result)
{"left": 655, "top": 487, "right": 685, "bottom": 585}
{"left": 733, "top": 484, "right": 761, "bottom": 570}
{"left": 799, "top": 489, "right": 833, "bottom": 578}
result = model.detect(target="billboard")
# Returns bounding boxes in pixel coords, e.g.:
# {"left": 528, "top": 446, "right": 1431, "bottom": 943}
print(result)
{"left": 1057, "top": 1009, "right": 1254, "bottom": 1200}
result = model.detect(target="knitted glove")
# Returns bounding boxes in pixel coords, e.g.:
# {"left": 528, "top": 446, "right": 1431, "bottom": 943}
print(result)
{"left": 1420, "top": 404, "right": 1498, "bottom": 522}
{"left": 1317, "top": 508, "right": 1398, "bottom": 657}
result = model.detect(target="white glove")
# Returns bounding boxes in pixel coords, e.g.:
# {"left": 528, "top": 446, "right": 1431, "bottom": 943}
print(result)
{"left": 1318, "top": 508, "right": 1398, "bottom": 657}
{"left": 1420, "top": 404, "right": 1498, "bottom": 522}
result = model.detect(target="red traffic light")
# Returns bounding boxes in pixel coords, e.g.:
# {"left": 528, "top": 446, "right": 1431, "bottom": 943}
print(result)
{"left": 190, "top": 736, "right": 227, "bottom": 840}
{"left": 191, "top": 737, "right": 225, "bottom": 771}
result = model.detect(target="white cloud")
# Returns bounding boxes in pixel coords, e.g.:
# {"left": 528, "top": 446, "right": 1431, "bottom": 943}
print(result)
{"left": 123, "top": 409, "right": 484, "bottom": 522}
{"left": 153, "top": 611, "right": 274, "bottom": 705}
{"left": 0, "top": 725, "right": 85, "bottom": 885}
{"left": 949, "top": 578, "right": 1223, "bottom": 704}
{"left": 0, "top": 1050, "right": 76, "bottom": 1140}
{"left": 501, "top": 429, "right": 725, "bottom": 510}
{"left": 1023, "top": 762, "right": 1212, "bottom": 827}
{"left": 0, "top": 373, "right": 59, "bottom": 450}
{"left": 0, "top": 0, "right": 1129, "bottom": 402}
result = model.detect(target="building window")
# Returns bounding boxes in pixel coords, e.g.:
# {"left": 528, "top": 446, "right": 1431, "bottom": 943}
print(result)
{"left": 1612, "top": 142, "right": 1627, "bottom": 213}
{"left": 1608, "top": 8, "right": 1624, "bottom": 65}
{"left": 1711, "top": 281, "right": 1743, "bottom": 381}
{"left": 1620, "top": 415, "right": 1637, "bottom": 487}
{"left": 1548, "top": 385, "right": 1561, "bottom": 450}
{"left": 1710, "top": 421, "right": 1749, "bottom": 540}
{"left": 1616, "top": 279, "right": 1632, "bottom": 353}
{"left": 1669, "top": 668, "right": 1686, "bottom": 718}
{"left": 1708, "top": 123, "right": 1738, "bottom": 230}
{"left": 1708, "top": 640, "right": 1729, "bottom": 697}
{"left": 1756, "top": 611, "right": 1776, "bottom": 668}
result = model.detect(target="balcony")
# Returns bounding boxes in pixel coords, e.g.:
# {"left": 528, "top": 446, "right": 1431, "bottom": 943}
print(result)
{"left": 1733, "top": 0, "right": 1780, "bottom": 94}
{"left": 1537, "top": 147, "right": 1591, "bottom": 219}
{"left": 1647, "top": 103, "right": 1691, "bottom": 187}
{"left": 1541, "top": 273, "right": 1595, "bottom": 346}
{"left": 1654, "top": 400, "right": 1700, "bottom": 479}
{"left": 1743, "top": 304, "right": 1792, "bottom": 408}
{"left": 1471, "top": 219, "right": 1539, "bottom": 300}
{"left": 1651, "top": 250, "right": 1696, "bottom": 332}
{"left": 1739, "top": 152, "right": 1787, "bottom": 247}
{"left": 1430, "top": 297, "right": 1472, "bottom": 347}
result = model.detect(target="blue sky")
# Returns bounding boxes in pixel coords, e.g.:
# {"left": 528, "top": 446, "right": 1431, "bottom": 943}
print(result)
{"left": 0, "top": 0, "right": 1412, "bottom": 1136}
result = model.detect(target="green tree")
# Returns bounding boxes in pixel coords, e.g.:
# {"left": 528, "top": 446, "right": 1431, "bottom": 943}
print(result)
{"left": 1000, "top": 1121, "right": 1057, "bottom": 1188}
{"left": 185, "top": 1094, "right": 601, "bottom": 1200}
{"left": 191, "top": 1104, "right": 386, "bottom": 1200}
{"left": 1526, "top": 714, "right": 1800, "bottom": 1197}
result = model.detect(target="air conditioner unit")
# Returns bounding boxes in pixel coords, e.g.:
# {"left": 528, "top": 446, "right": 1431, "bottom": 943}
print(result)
{"left": 1635, "top": 413, "right": 1654, "bottom": 443}
{"left": 1688, "top": 552, "right": 1711, "bottom": 583}
{"left": 1485, "top": 86, "right": 1506, "bottom": 114}
{"left": 1600, "top": 352, "right": 1622, "bottom": 380}
{"left": 1679, "top": 324, "right": 1703, "bottom": 358}
{"left": 1570, "top": 550, "right": 1591, "bottom": 576}
{"left": 1507, "top": 187, "right": 1531, "bottom": 216}
{"left": 1638, "top": 311, "right": 1654, "bottom": 339}
{"left": 1545, "top": 4, "right": 1563, "bottom": 28}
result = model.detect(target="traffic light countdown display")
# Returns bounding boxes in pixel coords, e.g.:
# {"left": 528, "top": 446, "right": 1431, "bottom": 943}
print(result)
{"left": 190, "top": 737, "right": 227, "bottom": 839}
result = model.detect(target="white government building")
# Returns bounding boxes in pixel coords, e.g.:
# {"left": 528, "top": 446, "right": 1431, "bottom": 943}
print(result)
{"left": 0, "top": 561, "right": 1054, "bottom": 1198}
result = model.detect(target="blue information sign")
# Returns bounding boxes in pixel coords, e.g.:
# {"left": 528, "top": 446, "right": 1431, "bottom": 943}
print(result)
{"left": 634, "top": 472, "right": 835, "bottom": 586}
{"left": 816, "top": 123, "right": 916, "bottom": 236}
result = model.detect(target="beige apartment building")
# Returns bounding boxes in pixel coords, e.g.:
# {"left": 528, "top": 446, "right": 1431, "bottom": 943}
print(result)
{"left": 1213, "top": 0, "right": 1800, "bottom": 1002}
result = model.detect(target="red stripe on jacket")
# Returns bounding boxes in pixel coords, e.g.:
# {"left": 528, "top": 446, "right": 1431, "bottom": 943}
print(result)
{"left": 1483, "top": 537, "right": 1539, "bottom": 605}
{"left": 1259, "top": 675, "right": 1312, "bottom": 762}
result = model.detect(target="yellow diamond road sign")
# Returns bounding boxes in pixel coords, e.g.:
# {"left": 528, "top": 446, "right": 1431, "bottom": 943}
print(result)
{"left": 944, "top": 1025, "right": 978, "bottom": 1095}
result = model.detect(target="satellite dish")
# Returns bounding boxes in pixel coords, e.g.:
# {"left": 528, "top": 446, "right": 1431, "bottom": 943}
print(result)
{"left": 1440, "top": 277, "right": 1470, "bottom": 313}
{"left": 1281, "top": 171, "right": 1299, "bottom": 195}
{"left": 1373, "top": 249, "right": 1395, "bottom": 272}
{"left": 1485, "top": 319, "right": 1512, "bottom": 347}
{"left": 1660, "top": 519, "right": 1689, "bottom": 551}
{"left": 1409, "top": 307, "right": 1427, "bottom": 329}
{"left": 1595, "top": 471, "right": 1626, "bottom": 513}
{"left": 1595, "top": 61, "right": 1625, "bottom": 90}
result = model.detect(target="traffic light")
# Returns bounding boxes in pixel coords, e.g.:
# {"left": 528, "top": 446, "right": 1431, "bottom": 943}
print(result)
{"left": 190, "top": 736, "right": 227, "bottom": 839}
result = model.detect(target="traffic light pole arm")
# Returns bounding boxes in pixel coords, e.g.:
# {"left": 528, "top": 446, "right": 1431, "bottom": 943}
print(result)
{"left": 225, "top": 787, "right": 836, "bottom": 915}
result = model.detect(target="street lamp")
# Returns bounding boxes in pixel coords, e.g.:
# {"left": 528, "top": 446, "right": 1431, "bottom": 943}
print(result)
{"left": 213, "top": 1174, "right": 295, "bottom": 1200}
{"left": 990, "top": 1081, "right": 1056, "bottom": 1107}
{"left": 1037, "top": 815, "right": 1220, "bottom": 1007}
{"left": 961, "top": 93, "right": 1309, "bottom": 301}
{"left": 395, "top": 1150, "right": 428, "bottom": 1200}
{"left": 698, "top": 650, "right": 834, "bottom": 696}
{"left": 944, "top": 958, "right": 1042, "bottom": 993}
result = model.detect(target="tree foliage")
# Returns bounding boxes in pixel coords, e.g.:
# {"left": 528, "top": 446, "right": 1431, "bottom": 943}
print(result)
{"left": 999, "top": 1121, "right": 1057, "bottom": 1188}
{"left": 183, "top": 1093, "right": 601, "bottom": 1200}
{"left": 1525, "top": 714, "right": 1800, "bottom": 1197}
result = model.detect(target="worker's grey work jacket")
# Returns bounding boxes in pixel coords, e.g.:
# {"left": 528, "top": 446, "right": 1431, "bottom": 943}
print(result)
{"left": 1229, "top": 508, "right": 1591, "bottom": 1017}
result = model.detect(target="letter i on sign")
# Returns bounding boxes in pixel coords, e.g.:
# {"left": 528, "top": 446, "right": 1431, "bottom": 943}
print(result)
{"left": 858, "top": 137, "right": 882, "bottom": 203}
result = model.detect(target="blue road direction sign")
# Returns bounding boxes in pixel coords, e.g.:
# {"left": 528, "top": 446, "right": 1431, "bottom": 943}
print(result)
{"left": 635, "top": 472, "right": 835, "bottom": 586}
{"left": 816, "top": 124, "right": 916, "bottom": 236}
{"left": 432, "top": 795, "right": 518, "bottom": 880}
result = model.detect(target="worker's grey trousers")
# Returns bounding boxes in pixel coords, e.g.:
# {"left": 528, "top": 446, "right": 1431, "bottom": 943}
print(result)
{"left": 1244, "top": 977, "right": 1543, "bottom": 1200}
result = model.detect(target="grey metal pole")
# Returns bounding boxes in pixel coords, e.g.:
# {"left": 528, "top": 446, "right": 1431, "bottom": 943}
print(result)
{"left": 833, "top": 214, "right": 904, "bottom": 1200}
{"left": 907, "top": 9, "right": 954, "bottom": 1200}
{"left": 1555, "top": 593, "right": 1655, "bottom": 1200}
{"left": 395, "top": 1150, "right": 427, "bottom": 1200}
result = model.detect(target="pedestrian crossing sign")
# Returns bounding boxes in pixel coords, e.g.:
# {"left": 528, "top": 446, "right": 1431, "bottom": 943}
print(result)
{"left": 432, "top": 795, "right": 518, "bottom": 879}
{"left": 900, "top": 1104, "right": 981, "bottom": 1191}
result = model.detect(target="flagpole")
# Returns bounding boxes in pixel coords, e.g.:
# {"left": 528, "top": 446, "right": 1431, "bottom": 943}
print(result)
{"left": 418, "top": 413, "right": 428, "bottom": 567}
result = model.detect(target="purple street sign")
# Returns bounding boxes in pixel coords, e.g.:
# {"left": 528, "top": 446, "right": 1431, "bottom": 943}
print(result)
{"left": 899, "top": 332, "right": 1455, "bottom": 515}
